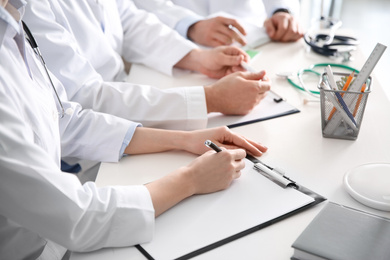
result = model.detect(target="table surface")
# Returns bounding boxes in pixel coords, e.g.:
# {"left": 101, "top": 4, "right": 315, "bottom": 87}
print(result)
{"left": 71, "top": 39, "right": 390, "bottom": 260}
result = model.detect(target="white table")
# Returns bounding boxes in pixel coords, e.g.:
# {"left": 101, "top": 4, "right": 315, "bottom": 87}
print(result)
{"left": 71, "top": 40, "right": 390, "bottom": 260}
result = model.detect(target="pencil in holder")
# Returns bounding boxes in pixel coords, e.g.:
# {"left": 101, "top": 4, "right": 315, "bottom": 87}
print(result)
{"left": 319, "top": 72, "right": 371, "bottom": 140}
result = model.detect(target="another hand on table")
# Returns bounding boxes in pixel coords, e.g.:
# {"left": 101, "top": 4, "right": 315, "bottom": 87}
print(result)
{"left": 187, "top": 16, "right": 247, "bottom": 47}
{"left": 204, "top": 70, "right": 271, "bottom": 115}
{"left": 264, "top": 12, "right": 303, "bottom": 42}
{"left": 176, "top": 46, "right": 250, "bottom": 79}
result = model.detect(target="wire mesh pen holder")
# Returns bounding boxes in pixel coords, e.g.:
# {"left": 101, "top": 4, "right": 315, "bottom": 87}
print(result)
{"left": 319, "top": 72, "right": 371, "bottom": 140}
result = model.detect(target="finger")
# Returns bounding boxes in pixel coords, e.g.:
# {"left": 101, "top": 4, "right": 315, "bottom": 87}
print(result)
{"left": 281, "top": 19, "right": 297, "bottom": 42}
{"left": 261, "top": 74, "right": 270, "bottom": 82}
{"left": 231, "top": 64, "right": 247, "bottom": 73}
{"left": 273, "top": 19, "right": 289, "bottom": 41}
{"left": 229, "top": 133, "right": 266, "bottom": 157}
{"left": 230, "top": 148, "right": 247, "bottom": 160}
{"left": 240, "top": 70, "right": 267, "bottom": 81}
{"left": 230, "top": 28, "right": 247, "bottom": 46}
{"left": 283, "top": 21, "right": 303, "bottom": 42}
{"left": 221, "top": 134, "right": 268, "bottom": 156}
{"left": 258, "top": 80, "right": 271, "bottom": 93}
{"left": 210, "top": 38, "right": 226, "bottom": 47}
{"left": 245, "top": 138, "right": 268, "bottom": 154}
{"left": 218, "top": 25, "right": 246, "bottom": 46}
{"left": 213, "top": 32, "right": 233, "bottom": 46}
{"left": 226, "top": 19, "right": 247, "bottom": 36}
{"left": 234, "top": 158, "right": 246, "bottom": 170}
{"left": 222, "top": 24, "right": 247, "bottom": 46}
{"left": 232, "top": 170, "right": 242, "bottom": 179}
{"left": 217, "top": 18, "right": 247, "bottom": 45}
{"left": 264, "top": 19, "right": 275, "bottom": 38}
{"left": 218, "top": 52, "right": 246, "bottom": 67}
{"left": 222, "top": 45, "right": 249, "bottom": 58}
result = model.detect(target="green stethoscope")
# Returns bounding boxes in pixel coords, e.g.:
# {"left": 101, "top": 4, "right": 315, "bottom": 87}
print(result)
{"left": 283, "top": 63, "right": 358, "bottom": 98}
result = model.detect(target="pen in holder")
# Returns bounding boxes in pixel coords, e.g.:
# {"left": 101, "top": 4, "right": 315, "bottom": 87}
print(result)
{"left": 319, "top": 72, "right": 371, "bottom": 140}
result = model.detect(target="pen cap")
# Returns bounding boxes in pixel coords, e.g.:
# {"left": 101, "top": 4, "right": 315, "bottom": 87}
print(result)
{"left": 318, "top": 72, "right": 371, "bottom": 140}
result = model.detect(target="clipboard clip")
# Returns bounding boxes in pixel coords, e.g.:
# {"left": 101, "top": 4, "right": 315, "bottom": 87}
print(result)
{"left": 246, "top": 155, "right": 298, "bottom": 189}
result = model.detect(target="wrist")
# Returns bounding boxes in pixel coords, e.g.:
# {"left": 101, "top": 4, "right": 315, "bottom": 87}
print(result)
{"left": 173, "top": 131, "right": 192, "bottom": 152}
{"left": 187, "top": 22, "right": 197, "bottom": 41}
{"left": 177, "top": 166, "right": 197, "bottom": 196}
{"left": 203, "top": 84, "right": 217, "bottom": 113}
{"left": 176, "top": 49, "right": 202, "bottom": 72}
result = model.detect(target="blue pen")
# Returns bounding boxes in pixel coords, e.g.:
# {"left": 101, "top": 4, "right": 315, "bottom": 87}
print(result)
{"left": 334, "top": 92, "right": 357, "bottom": 126}
{"left": 325, "top": 66, "right": 356, "bottom": 126}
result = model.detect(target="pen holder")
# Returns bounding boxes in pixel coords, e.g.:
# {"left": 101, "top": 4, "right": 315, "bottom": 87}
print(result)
{"left": 319, "top": 72, "right": 371, "bottom": 140}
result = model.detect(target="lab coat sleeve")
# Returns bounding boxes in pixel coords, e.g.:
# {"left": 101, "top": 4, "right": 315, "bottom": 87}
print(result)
{"left": 76, "top": 81, "right": 208, "bottom": 131}
{"left": 116, "top": 0, "right": 198, "bottom": 75}
{"left": 23, "top": 0, "right": 208, "bottom": 131}
{"left": 262, "top": 0, "right": 300, "bottom": 17}
{"left": 0, "top": 84, "right": 155, "bottom": 251}
{"left": 58, "top": 98, "right": 139, "bottom": 162}
{"left": 132, "top": 0, "right": 203, "bottom": 29}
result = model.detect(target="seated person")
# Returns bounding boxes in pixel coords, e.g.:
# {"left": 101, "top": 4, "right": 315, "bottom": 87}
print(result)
{"left": 23, "top": 0, "right": 272, "bottom": 131}
{"left": 0, "top": 1, "right": 268, "bottom": 258}
{"left": 133, "top": 0, "right": 303, "bottom": 47}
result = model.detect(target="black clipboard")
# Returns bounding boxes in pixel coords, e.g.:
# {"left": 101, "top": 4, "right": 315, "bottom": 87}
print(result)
{"left": 135, "top": 155, "right": 326, "bottom": 260}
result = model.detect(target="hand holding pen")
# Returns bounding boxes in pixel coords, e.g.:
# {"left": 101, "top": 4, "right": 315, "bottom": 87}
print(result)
{"left": 241, "top": 61, "right": 284, "bottom": 103}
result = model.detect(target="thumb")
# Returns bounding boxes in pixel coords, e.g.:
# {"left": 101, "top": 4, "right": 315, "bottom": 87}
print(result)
{"left": 219, "top": 47, "right": 248, "bottom": 66}
{"left": 241, "top": 70, "right": 267, "bottom": 81}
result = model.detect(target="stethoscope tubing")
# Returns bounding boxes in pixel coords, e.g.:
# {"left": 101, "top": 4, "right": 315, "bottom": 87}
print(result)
{"left": 287, "top": 63, "right": 358, "bottom": 97}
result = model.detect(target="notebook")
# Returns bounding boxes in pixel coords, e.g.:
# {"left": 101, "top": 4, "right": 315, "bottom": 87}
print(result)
{"left": 291, "top": 202, "right": 390, "bottom": 260}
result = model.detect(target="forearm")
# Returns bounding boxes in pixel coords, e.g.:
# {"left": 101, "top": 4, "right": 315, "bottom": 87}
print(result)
{"left": 119, "top": 1, "right": 197, "bottom": 76}
{"left": 124, "top": 128, "right": 190, "bottom": 155}
{"left": 145, "top": 167, "right": 194, "bottom": 217}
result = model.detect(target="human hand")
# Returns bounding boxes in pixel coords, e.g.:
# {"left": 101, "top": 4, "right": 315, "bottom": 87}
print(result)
{"left": 198, "top": 46, "right": 250, "bottom": 78}
{"left": 204, "top": 70, "right": 271, "bottom": 114}
{"left": 264, "top": 12, "right": 303, "bottom": 42}
{"left": 182, "top": 126, "right": 268, "bottom": 157}
{"left": 183, "top": 148, "right": 246, "bottom": 194}
{"left": 188, "top": 16, "right": 247, "bottom": 47}
{"left": 176, "top": 46, "right": 249, "bottom": 79}
{"left": 146, "top": 147, "right": 246, "bottom": 216}
{"left": 144, "top": 126, "right": 267, "bottom": 216}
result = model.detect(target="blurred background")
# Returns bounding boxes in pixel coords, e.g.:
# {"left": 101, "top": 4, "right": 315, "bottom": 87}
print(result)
{"left": 299, "top": 0, "right": 390, "bottom": 100}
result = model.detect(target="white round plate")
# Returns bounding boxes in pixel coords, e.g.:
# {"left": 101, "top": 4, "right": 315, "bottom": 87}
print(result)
{"left": 344, "top": 163, "right": 390, "bottom": 211}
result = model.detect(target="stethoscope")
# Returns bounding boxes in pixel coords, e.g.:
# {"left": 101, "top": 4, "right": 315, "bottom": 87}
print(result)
{"left": 304, "top": 33, "right": 359, "bottom": 62}
{"left": 303, "top": 11, "right": 359, "bottom": 63}
{"left": 277, "top": 63, "right": 358, "bottom": 100}
{"left": 22, "top": 21, "right": 69, "bottom": 118}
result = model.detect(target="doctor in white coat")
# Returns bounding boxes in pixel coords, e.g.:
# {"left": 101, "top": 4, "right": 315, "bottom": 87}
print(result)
{"left": 133, "top": 0, "right": 303, "bottom": 47}
{"left": 23, "top": 0, "right": 271, "bottom": 131}
{"left": 0, "top": 1, "right": 268, "bottom": 259}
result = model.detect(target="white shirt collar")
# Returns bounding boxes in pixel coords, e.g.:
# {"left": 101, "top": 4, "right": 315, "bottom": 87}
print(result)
{"left": 0, "top": 1, "right": 26, "bottom": 48}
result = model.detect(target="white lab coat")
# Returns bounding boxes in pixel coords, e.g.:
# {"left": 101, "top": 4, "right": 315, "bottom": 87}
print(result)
{"left": 133, "top": 0, "right": 300, "bottom": 32}
{"left": 0, "top": 2, "right": 154, "bottom": 259}
{"left": 22, "top": 0, "right": 208, "bottom": 131}
{"left": 28, "top": 0, "right": 198, "bottom": 82}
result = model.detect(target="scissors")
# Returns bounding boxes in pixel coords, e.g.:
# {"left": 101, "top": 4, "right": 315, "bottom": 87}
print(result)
{"left": 279, "top": 63, "right": 358, "bottom": 98}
